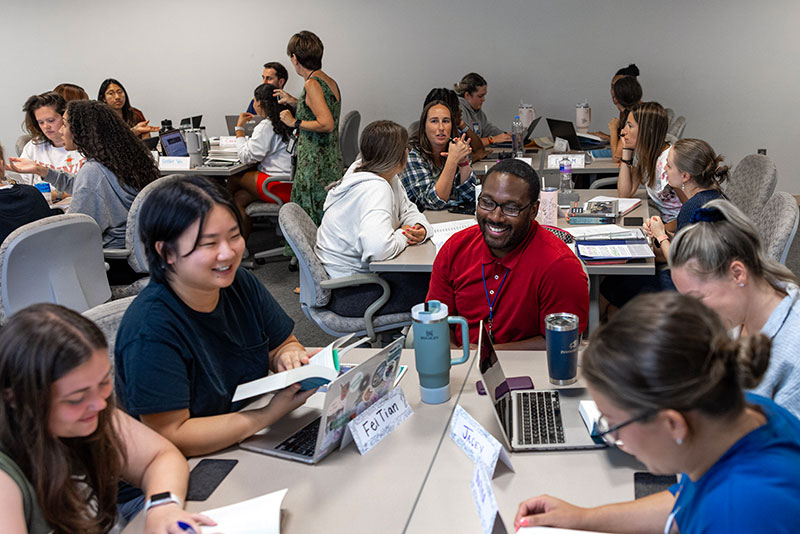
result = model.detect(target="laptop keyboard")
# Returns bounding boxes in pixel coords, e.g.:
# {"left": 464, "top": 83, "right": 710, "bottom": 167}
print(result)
{"left": 519, "top": 391, "right": 565, "bottom": 445}
{"left": 275, "top": 417, "right": 321, "bottom": 457}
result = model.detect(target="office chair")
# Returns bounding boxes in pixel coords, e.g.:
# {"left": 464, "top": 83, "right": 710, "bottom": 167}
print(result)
{"left": 245, "top": 175, "right": 293, "bottom": 265}
{"left": 278, "top": 202, "right": 411, "bottom": 344}
{"left": 15, "top": 135, "right": 31, "bottom": 157}
{"left": 0, "top": 214, "right": 111, "bottom": 324}
{"left": 82, "top": 296, "right": 136, "bottom": 363}
{"left": 724, "top": 154, "right": 777, "bottom": 222}
{"left": 755, "top": 191, "right": 799, "bottom": 264}
{"left": 339, "top": 110, "right": 361, "bottom": 170}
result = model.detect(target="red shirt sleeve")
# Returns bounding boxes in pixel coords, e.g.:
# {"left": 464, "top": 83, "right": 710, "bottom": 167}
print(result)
{"left": 426, "top": 240, "right": 457, "bottom": 314}
{"left": 536, "top": 254, "right": 589, "bottom": 335}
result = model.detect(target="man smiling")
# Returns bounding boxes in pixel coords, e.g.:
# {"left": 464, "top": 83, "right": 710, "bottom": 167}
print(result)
{"left": 427, "top": 158, "right": 588, "bottom": 349}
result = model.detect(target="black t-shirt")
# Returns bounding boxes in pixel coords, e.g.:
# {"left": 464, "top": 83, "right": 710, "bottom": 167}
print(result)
{"left": 114, "top": 268, "right": 294, "bottom": 418}
{"left": 0, "top": 184, "right": 53, "bottom": 243}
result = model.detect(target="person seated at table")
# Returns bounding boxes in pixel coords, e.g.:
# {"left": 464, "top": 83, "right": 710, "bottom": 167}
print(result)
{"left": 408, "top": 88, "right": 485, "bottom": 161}
{"left": 316, "top": 120, "right": 433, "bottom": 317}
{"left": 227, "top": 83, "right": 294, "bottom": 238}
{"left": 400, "top": 101, "right": 475, "bottom": 211}
{"left": 53, "top": 82, "right": 89, "bottom": 101}
{"left": 114, "top": 176, "right": 317, "bottom": 457}
{"left": 515, "top": 292, "right": 800, "bottom": 533}
{"left": 670, "top": 199, "right": 800, "bottom": 418}
{"left": 617, "top": 101, "right": 683, "bottom": 231}
{"left": 97, "top": 78, "right": 158, "bottom": 139}
{"left": 427, "top": 158, "right": 588, "bottom": 349}
{"left": 454, "top": 72, "right": 511, "bottom": 146}
{"left": 0, "top": 143, "right": 54, "bottom": 243}
{"left": 0, "top": 303, "right": 214, "bottom": 533}
{"left": 600, "top": 138, "right": 727, "bottom": 311}
{"left": 18, "top": 91, "right": 85, "bottom": 200}
{"left": 246, "top": 61, "right": 290, "bottom": 113}
{"left": 606, "top": 76, "right": 643, "bottom": 162}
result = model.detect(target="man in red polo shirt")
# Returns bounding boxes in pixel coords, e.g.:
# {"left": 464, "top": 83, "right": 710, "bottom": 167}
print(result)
{"left": 427, "top": 158, "right": 588, "bottom": 349}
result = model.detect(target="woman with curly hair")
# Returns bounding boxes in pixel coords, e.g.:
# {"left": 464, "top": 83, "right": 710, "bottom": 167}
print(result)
{"left": 0, "top": 304, "right": 214, "bottom": 533}
{"left": 10, "top": 100, "right": 159, "bottom": 282}
{"left": 97, "top": 78, "right": 158, "bottom": 139}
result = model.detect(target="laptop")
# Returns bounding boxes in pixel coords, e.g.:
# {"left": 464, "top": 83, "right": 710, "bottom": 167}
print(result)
{"left": 477, "top": 323, "right": 604, "bottom": 452}
{"left": 546, "top": 118, "right": 609, "bottom": 151}
{"left": 180, "top": 115, "right": 203, "bottom": 128}
{"left": 225, "top": 114, "right": 263, "bottom": 136}
{"left": 239, "top": 338, "right": 404, "bottom": 464}
{"left": 159, "top": 129, "right": 189, "bottom": 157}
{"left": 492, "top": 116, "right": 541, "bottom": 148}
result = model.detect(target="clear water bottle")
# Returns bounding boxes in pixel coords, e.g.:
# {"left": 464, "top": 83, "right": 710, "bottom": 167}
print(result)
{"left": 511, "top": 115, "right": 524, "bottom": 157}
{"left": 559, "top": 157, "right": 573, "bottom": 193}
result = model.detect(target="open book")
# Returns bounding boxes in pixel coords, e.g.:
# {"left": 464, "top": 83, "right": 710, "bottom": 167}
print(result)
{"left": 588, "top": 195, "right": 642, "bottom": 216}
{"left": 201, "top": 488, "right": 287, "bottom": 534}
{"left": 231, "top": 334, "right": 366, "bottom": 402}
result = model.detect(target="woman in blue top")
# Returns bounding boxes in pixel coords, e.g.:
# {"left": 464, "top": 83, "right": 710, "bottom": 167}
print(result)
{"left": 515, "top": 292, "right": 800, "bottom": 533}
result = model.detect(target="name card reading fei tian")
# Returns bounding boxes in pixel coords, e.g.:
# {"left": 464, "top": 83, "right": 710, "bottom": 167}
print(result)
{"left": 347, "top": 388, "right": 412, "bottom": 455}
{"left": 471, "top": 463, "right": 507, "bottom": 534}
{"left": 450, "top": 404, "right": 514, "bottom": 477}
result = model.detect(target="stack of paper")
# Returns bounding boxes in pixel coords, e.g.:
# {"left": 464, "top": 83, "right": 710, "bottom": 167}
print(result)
{"left": 201, "top": 488, "right": 287, "bottom": 534}
{"left": 207, "top": 136, "right": 240, "bottom": 162}
{"left": 430, "top": 219, "right": 478, "bottom": 252}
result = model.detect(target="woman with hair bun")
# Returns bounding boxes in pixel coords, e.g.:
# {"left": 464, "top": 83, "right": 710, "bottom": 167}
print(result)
{"left": 515, "top": 292, "right": 800, "bottom": 533}
{"left": 454, "top": 72, "right": 511, "bottom": 146}
{"left": 605, "top": 76, "right": 643, "bottom": 162}
{"left": 671, "top": 199, "right": 800, "bottom": 417}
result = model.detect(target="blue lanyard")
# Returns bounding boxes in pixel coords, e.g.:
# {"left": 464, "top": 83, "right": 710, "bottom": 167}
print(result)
{"left": 482, "top": 264, "right": 508, "bottom": 340}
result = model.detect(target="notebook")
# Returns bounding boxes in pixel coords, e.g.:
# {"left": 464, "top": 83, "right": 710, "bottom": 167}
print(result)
{"left": 239, "top": 338, "right": 404, "bottom": 464}
{"left": 477, "top": 323, "right": 604, "bottom": 452}
{"left": 546, "top": 118, "right": 609, "bottom": 151}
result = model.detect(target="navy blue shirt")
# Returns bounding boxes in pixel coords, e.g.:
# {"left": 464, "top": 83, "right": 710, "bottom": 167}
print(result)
{"left": 676, "top": 189, "right": 723, "bottom": 231}
{"left": 0, "top": 184, "right": 53, "bottom": 243}
{"left": 115, "top": 268, "right": 294, "bottom": 418}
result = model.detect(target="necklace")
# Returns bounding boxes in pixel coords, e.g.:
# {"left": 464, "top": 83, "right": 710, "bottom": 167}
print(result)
{"left": 482, "top": 264, "right": 509, "bottom": 342}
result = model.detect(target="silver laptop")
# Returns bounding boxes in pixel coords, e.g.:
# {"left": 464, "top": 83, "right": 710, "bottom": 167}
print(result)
{"left": 240, "top": 338, "right": 404, "bottom": 464}
{"left": 225, "top": 114, "right": 263, "bottom": 136}
{"left": 477, "top": 324, "right": 604, "bottom": 452}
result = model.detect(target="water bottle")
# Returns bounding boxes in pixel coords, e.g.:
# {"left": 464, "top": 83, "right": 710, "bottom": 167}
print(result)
{"left": 559, "top": 157, "right": 572, "bottom": 193}
{"left": 512, "top": 115, "right": 524, "bottom": 157}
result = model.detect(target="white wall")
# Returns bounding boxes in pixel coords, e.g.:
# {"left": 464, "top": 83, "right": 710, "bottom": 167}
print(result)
{"left": 2, "top": 0, "right": 798, "bottom": 191}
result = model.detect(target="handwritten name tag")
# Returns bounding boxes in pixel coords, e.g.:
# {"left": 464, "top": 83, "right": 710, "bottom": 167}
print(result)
{"left": 347, "top": 388, "right": 412, "bottom": 454}
{"left": 450, "top": 405, "right": 514, "bottom": 477}
{"left": 470, "top": 463, "right": 507, "bottom": 534}
{"left": 158, "top": 156, "right": 191, "bottom": 170}
{"left": 515, "top": 157, "right": 533, "bottom": 168}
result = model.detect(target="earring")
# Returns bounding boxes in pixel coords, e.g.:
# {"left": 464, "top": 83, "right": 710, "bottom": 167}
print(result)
{"left": 739, "top": 283, "right": 745, "bottom": 287}
{"left": 681, "top": 182, "right": 685, "bottom": 192}
{"left": 676, "top": 437, "right": 683, "bottom": 446}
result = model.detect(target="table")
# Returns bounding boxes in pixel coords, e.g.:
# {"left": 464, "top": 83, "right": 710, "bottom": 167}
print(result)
{"left": 159, "top": 161, "right": 256, "bottom": 178}
{"left": 472, "top": 149, "right": 543, "bottom": 177}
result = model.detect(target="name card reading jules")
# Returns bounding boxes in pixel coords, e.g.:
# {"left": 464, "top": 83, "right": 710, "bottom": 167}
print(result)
{"left": 450, "top": 404, "right": 514, "bottom": 477}
{"left": 348, "top": 388, "right": 412, "bottom": 454}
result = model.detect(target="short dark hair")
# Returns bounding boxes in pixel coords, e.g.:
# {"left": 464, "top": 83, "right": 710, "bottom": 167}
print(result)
{"left": 612, "top": 76, "right": 643, "bottom": 109}
{"left": 22, "top": 92, "right": 66, "bottom": 145}
{"left": 485, "top": 159, "right": 540, "bottom": 203}
{"left": 97, "top": 78, "right": 138, "bottom": 127}
{"left": 139, "top": 175, "right": 243, "bottom": 285}
{"left": 287, "top": 30, "right": 324, "bottom": 70}
{"left": 263, "top": 61, "right": 289, "bottom": 83}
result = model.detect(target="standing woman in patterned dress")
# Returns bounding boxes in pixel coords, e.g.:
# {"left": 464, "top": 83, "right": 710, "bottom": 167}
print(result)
{"left": 276, "top": 30, "right": 343, "bottom": 230}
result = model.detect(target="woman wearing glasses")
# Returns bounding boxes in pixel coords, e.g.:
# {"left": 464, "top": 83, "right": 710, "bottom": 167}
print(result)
{"left": 515, "top": 292, "right": 800, "bottom": 533}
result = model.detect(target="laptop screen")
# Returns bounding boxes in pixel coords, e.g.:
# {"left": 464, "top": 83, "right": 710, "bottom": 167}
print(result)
{"left": 160, "top": 130, "right": 189, "bottom": 157}
{"left": 478, "top": 323, "right": 512, "bottom": 403}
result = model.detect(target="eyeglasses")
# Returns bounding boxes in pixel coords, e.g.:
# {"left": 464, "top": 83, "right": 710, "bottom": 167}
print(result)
{"left": 477, "top": 196, "right": 532, "bottom": 217}
{"left": 596, "top": 411, "right": 654, "bottom": 448}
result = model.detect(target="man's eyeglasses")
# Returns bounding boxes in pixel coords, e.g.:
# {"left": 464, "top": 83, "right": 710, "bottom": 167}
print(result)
{"left": 596, "top": 411, "right": 654, "bottom": 448}
{"left": 477, "top": 196, "right": 532, "bottom": 217}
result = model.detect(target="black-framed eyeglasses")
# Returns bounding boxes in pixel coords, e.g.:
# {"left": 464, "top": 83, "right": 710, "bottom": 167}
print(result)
{"left": 477, "top": 196, "right": 532, "bottom": 217}
{"left": 596, "top": 411, "right": 654, "bottom": 448}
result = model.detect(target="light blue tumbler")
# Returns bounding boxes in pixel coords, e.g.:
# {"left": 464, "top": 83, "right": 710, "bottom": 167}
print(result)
{"left": 411, "top": 300, "right": 470, "bottom": 404}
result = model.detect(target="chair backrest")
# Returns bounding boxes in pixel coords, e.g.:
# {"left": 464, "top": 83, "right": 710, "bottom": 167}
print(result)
{"left": 82, "top": 295, "right": 136, "bottom": 361}
{"left": 755, "top": 191, "right": 800, "bottom": 264}
{"left": 665, "top": 116, "right": 686, "bottom": 144}
{"left": 15, "top": 135, "right": 31, "bottom": 157}
{"left": 126, "top": 174, "right": 185, "bottom": 273}
{"left": 0, "top": 213, "right": 111, "bottom": 323}
{"left": 278, "top": 203, "right": 331, "bottom": 307}
{"left": 339, "top": 110, "right": 361, "bottom": 169}
{"left": 724, "top": 154, "right": 778, "bottom": 221}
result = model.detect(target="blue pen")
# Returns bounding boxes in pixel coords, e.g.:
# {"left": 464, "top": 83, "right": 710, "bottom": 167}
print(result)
{"left": 177, "top": 521, "right": 197, "bottom": 534}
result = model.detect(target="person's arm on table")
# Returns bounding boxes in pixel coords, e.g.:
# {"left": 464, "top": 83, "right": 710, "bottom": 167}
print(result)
{"left": 515, "top": 490, "right": 675, "bottom": 534}
{"left": 617, "top": 147, "right": 639, "bottom": 198}
{"left": 279, "top": 78, "right": 334, "bottom": 133}
{"left": 115, "top": 410, "right": 216, "bottom": 533}
{"left": 396, "top": 183, "right": 432, "bottom": 242}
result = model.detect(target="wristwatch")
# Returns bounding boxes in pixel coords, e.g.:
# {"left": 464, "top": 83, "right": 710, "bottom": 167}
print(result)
{"left": 294, "top": 118, "right": 302, "bottom": 130}
{"left": 144, "top": 492, "right": 182, "bottom": 513}
{"left": 234, "top": 126, "right": 245, "bottom": 132}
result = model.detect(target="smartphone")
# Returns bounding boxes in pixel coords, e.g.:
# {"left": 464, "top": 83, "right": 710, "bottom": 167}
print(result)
{"left": 623, "top": 216, "right": 644, "bottom": 226}
{"left": 186, "top": 459, "right": 238, "bottom": 501}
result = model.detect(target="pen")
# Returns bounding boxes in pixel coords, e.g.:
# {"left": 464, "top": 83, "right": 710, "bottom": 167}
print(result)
{"left": 177, "top": 521, "right": 197, "bottom": 534}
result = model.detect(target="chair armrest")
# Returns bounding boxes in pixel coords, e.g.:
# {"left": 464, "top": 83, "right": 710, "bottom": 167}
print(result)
{"left": 260, "top": 176, "right": 292, "bottom": 206}
{"left": 320, "top": 273, "right": 391, "bottom": 341}
{"left": 103, "top": 249, "right": 130, "bottom": 260}
{"left": 589, "top": 176, "right": 619, "bottom": 190}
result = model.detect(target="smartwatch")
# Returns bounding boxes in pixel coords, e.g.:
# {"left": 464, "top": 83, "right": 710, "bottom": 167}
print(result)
{"left": 234, "top": 126, "right": 245, "bottom": 132}
{"left": 144, "top": 491, "right": 182, "bottom": 513}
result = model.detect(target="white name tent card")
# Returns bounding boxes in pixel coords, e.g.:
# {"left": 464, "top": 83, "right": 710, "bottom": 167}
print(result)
{"left": 158, "top": 156, "right": 191, "bottom": 171}
{"left": 470, "top": 463, "right": 507, "bottom": 534}
{"left": 450, "top": 404, "right": 514, "bottom": 477}
{"left": 346, "top": 387, "right": 413, "bottom": 454}
{"left": 553, "top": 137, "right": 570, "bottom": 152}
{"left": 200, "top": 488, "right": 287, "bottom": 534}
{"left": 547, "top": 153, "right": 586, "bottom": 169}
{"left": 515, "top": 157, "right": 534, "bottom": 168}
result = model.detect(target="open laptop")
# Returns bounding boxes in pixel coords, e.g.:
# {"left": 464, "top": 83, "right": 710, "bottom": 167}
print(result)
{"left": 225, "top": 114, "right": 263, "bottom": 136}
{"left": 180, "top": 115, "right": 203, "bottom": 128}
{"left": 477, "top": 323, "right": 604, "bottom": 452}
{"left": 240, "top": 338, "right": 404, "bottom": 464}
{"left": 492, "top": 116, "right": 541, "bottom": 148}
{"left": 159, "top": 129, "right": 189, "bottom": 157}
{"left": 546, "top": 118, "right": 609, "bottom": 151}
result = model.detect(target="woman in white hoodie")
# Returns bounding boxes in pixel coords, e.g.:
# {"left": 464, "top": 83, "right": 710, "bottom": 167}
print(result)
{"left": 316, "top": 120, "right": 433, "bottom": 317}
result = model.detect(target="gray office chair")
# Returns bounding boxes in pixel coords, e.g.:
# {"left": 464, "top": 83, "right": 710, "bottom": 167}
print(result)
{"left": 245, "top": 175, "right": 293, "bottom": 264}
{"left": 339, "top": 110, "right": 361, "bottom": 169}
{"left": 724, "top": 154, "right": 777, "bottom": 221}
{"left": 0, "top": 214, "right": 111, "bottom": 324}
{"left": 278, "top": 202, "right": 411, "bottom": 343}
{"left": 665, "top": 116, "right": 686, "bottom": 144}
{"left": 82, "top": 296, "right": 135, "bottom": 362}
{"left": 754, "top": 191, "right": 799, "bottom": 264}
{"left": 15, "top": 134, "right": 31, "bottom": 156}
